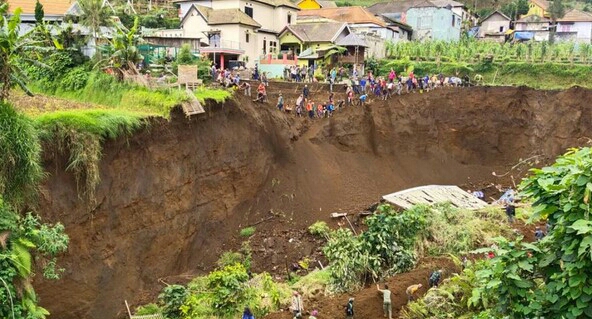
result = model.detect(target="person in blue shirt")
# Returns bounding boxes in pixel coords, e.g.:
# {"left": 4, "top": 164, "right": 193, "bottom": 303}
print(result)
{"left": 242, "top": 307, "right": 255, "bottom": 319}
{"left": 359, "top": 94, "right": 368, "bottom": 106}
{"left": 360, "top": 77, "right": 367, "bottom": 93}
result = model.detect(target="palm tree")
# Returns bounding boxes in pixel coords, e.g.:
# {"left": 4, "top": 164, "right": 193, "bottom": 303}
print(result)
{"left": 0, "top": 4, "right": 50, "bottom": 100}
{"left": 77, "top": 0, "right": 112, "bottom": 39}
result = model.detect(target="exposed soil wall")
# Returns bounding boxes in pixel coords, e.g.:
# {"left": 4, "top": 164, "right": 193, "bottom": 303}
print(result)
{"left": 35, "top": 86, "right": 592, "bottom": 319}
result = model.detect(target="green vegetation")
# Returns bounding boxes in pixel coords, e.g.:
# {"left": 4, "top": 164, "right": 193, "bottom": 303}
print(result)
{"left": 0, "top": 100, "right": 69, "bottom": 319}
{"left": 404, "top": 147, "right": 592, "bottom": 318}
{"left": 308, "top": 221, "right": 331, "bottom": 239}
{"left": 239, "top": 226, "right": 256, "bottom": 237}
{"left": 0, "top": 103, "right": 43, "bottom": 206}
{"left": 34, "top": 109, "right": 144, "bottom": 199}
{"left": 384, "top": 40, "right": 592, "bottom": 89}
{"left": 419, "top": 203, "right": 518, "bottom": 256}
{"left": 194, "top": 87, "right": 232, "bottom": 104}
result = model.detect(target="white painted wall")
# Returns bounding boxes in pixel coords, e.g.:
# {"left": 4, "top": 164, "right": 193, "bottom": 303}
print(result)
{"left": 479, "top": 13, "right": 510, "bottom": 37}
{"left": 557, "top": 21, "right": 592, "bottom": 42}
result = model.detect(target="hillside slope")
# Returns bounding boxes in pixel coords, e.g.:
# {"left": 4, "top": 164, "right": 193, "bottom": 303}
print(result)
{"left": 34, "top": 86, "right": 592, "bottom": 319}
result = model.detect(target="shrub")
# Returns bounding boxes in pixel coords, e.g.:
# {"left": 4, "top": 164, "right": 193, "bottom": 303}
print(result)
{"left": 240, "top": 226, "right": 256, "bottom": 237}
{"left": 158, "top": 285, "right": 188, "bottom": 319}
{"left": 60, "top": 67, "right": 89, "bottom": 91}
{"left": 217, "top": 251, "right": 244, "bottom": 268}
{"left": 308, "top": 221, "right": 330, "bottom": 239}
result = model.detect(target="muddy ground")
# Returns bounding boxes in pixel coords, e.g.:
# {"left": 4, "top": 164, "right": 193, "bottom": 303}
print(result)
{"left": 28, "top": 85, "right": 592, "bottom": 318}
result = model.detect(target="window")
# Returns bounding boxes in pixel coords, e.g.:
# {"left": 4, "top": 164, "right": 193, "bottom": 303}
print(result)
{"left": 245, "top": 6, "right": 253, "bottom": 18}
{"left": 418, "top": 15, "right": 432, "bottom": 29}
{"left": 288, "top": 14, "right": 292, "bottom": 24}
{"left": 452, "top": 15, "right": 455, "bottom": 27}
{"left": 499, "top": 26, "right": 504, "bottom": 32}
{"left": 246, "top": 32, "right": 250, "bottom": 43}
{"left": 263, "top": 39, "right": 267, "bottom": 53}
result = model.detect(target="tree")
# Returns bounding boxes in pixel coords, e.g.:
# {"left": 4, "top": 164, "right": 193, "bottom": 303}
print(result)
{"left": 548, "top": 0, "right": 566, "bottom": 44}
{"left": 0, "top": 4, "right": 50, "bottom": 100}
{"left": 77, "top": 0, "right": 111, "bottom": 39}
{"left": 108, "top": 17, "right": 143, "bottom": 70}
{"left": 34, "top": 0, "right": 44, "bottom": 24}
{"left": 474, "top": 147, "right": 592, "bottom": 319}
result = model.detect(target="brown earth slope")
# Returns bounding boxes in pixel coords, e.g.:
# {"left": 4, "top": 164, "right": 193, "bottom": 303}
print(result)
{"left": 34, "top": 85, "right": 592, "bottom": 319}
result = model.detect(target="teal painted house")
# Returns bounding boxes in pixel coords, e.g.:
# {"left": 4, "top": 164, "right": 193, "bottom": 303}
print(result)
{"left": 406, "top": 0, "right": 461, "bottom": 41}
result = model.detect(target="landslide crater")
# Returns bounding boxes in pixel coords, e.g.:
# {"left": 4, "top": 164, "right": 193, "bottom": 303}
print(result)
{"left": 36, "top": 86, "right": 592, "bottom": 319}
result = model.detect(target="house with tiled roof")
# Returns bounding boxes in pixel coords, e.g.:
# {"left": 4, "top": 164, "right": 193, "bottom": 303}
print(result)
{"left": 297, "top": 6, "right": 395, "bottom": 57}
{"left": 278, "top": 22, "right": 367, "bottom": 66}
{"left": 150, "top": 0, "right": 299, "bottom": 68}
{"left": 557, "top": 9, "right": 592, "bottom": 43}
{"left": 5, "top": 0, "right": 79, "bottom": 21}
{"left": 296, "top": 0, "right": 337, "bottom": 10}
{"left": 478, "top": 10, "right": 511, "bottom": 42}
{"left": 524, "top": 0, "right": 550, "bottom": 18}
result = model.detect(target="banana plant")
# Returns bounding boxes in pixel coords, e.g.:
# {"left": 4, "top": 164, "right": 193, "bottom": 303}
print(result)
{"left": 0, "top": 4, "right": 51, "bottom": 100}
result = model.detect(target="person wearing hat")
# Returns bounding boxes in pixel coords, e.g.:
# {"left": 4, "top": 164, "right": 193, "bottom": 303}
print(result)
{"left": 308, "top": 309, "right": 318, "bottom": 319}
{"left": 344, "top": 297, "right": 354, "bottom": 319}
{"left": 291, "top": 291, "right": 304, "bottom": 318}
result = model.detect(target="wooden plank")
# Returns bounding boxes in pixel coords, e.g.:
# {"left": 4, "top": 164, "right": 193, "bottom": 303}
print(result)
{"left": 182, "top": 88, "right": 205, "bottom": 116}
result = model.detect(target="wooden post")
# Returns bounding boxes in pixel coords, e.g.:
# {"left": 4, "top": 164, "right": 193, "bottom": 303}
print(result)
{"left": 124, "top": 300, "right": 133, "bottom": 319}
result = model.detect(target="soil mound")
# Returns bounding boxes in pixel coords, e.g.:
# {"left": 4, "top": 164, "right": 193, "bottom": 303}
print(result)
{"left": 35, "top": 86, "right": 592, "bottom": 319}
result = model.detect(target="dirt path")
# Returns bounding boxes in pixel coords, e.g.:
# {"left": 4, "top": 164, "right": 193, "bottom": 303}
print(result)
{"left": 264, "top": 257, "right": 458, "bottom": 319}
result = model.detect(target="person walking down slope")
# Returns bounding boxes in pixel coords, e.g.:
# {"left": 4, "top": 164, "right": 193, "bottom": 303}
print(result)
{"left": 291, "top": 291, "right": 304, "bottom": 318}
{"left": 277, "top": 93, "right": 284, "bottom": 111}
{"left": 377, "top": 284, "right": 392, "bottom": 319}
{"left": 303, "top": 84, "right": 310, "bottom": 99}
{"left": 344, "top": 297, "right": 354, "bottom": 319}
{"left": 242, "top": 307, "right": 255, "bottom": 319}
{"left": 406, "top": 283, "right": 423, "bottom": 302}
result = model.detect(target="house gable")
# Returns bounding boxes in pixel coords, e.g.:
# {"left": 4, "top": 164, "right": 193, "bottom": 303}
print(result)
{"left": 297, "top": 0, "right": 322, "bottom": 10}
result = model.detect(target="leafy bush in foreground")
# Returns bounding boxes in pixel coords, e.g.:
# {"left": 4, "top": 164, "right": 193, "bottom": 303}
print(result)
{"left": 323, "top": 205, "right": 429, "bottom": 292}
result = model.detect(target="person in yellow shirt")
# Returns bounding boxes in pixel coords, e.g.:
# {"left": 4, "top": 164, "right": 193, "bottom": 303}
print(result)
{"left": 406, "top": 283, "right": 423, "bottom": 302}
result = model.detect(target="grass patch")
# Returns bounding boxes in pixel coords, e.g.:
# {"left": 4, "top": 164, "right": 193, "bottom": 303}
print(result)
{"left": 0, "top": 102, "right": 43, "bottom": 206}
{"left": 292, "top": 268, "right": 332, "bottom": 296}
{"left": 31, "top": 71, "right": 190, "bottom": 117}
{"left": 34, "top": 109, "right": 144, "bottom": 199}
{"left": 239, "top": 226, "right": 256, "bottom": 237}
{"left": 417, "top": 203, "right": 517, "bottom": 256}
{"left": 194, "top": 86, "right": 232, "bottom": 104}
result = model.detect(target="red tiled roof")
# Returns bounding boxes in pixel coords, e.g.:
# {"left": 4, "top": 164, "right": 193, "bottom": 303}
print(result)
{"left": 6, "top": 0, "right": 75, "bottom": 15}
{"left": 297, "top": 6, "right": 387, "bottom": 27}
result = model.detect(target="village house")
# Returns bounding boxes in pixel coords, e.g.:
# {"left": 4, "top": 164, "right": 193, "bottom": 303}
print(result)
{"left": 405, "top": 0, "right": 462, "bottom": 41}
{"left": 514, "top": 14, "right": 550, "bottom": 41}
{"left": 297, "top": 6, "right": 393, "bottom": 58}
{"left": 556, "top": 10, "right": 592, "bottom": 43}
{"left": 278, "top": 22, "right": 367, "bottom": 68}
{"left": 478, "top": 10, "right": 511, "bottom": 42}
{"left": 6, "top": 0, "right": 79, "bottom": 22}
{"left": 368, "top": 0, "right": 476, "bottom": 29}
{"left": 150, "top": 0, "right": 300, "bottom": 68}
{"left": 295, "top": 0, "right": 338, "bottom": 10}
{"left": 523, "top": 0, "right": 550, "bottom": 18}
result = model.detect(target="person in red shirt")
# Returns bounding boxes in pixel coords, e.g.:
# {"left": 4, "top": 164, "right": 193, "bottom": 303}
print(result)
{"left": 255, "top": 82, "right": 266, "bottom": 102}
